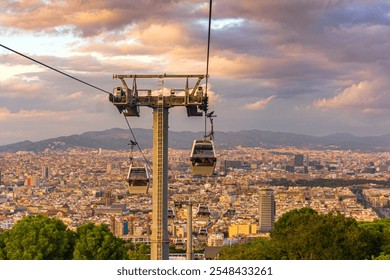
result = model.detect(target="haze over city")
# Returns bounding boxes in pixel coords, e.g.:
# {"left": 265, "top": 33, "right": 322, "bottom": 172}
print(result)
{"left": 1, "top": 0, "right": 390, "bottom": 146}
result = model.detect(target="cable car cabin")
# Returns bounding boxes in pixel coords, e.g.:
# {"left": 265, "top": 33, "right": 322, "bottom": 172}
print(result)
{"left": 190, "top": 140, "right": 216, "bottom": 176}
{"left": 196, "top": 204, "right": 211, "bottom": 218}
{"left": 168, "top": 208, "right": 176, "bottom": 220}
{"left": 127, "top": 165, "right": 150, "bottom": 194}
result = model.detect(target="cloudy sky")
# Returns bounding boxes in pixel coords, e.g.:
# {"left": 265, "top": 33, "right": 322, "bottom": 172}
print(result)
{"left": 1, "top": 0, "right": 390, "bottom": 145}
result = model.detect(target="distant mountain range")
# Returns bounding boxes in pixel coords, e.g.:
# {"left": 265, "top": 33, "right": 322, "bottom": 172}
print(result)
{"left": 0, "top": 128, "right": 389, "bottom": 152}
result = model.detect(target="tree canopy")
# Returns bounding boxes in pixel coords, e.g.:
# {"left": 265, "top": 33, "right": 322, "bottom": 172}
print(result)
{"left": 0, "top": 216, "right": 131, "bottom": 260}
{"left": 218, "top": 237, "right": 274, "bottom": 260}
{"left": 73, "top": 222, "right": 128, "bottom": 260}
{"left": 128, "top": 243, "right": 150, "bottom": 260}
{"left": 0, "top": 230, "right": 8, "bottom": 260}
{"left": 359, "top": 217, "right": 390, "bottom": 259}
{"left": 219, "top": 208, "right": 382, "bottom": 260}
{"left": 271, "top": 208, "right": 379, "bottom": 259}
{"left": 0, "top": 214, "right": 75, "bottom": 260}
{"left": 2, "top": 210, "right": 390, "bottom": 260}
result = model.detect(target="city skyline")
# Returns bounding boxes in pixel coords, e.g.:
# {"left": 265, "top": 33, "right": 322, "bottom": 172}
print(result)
{"left": 1, "top": 1, "right": 390, "bottom": 146}
{"left": 1, "top": 145, "right": 389, "bottom": 259}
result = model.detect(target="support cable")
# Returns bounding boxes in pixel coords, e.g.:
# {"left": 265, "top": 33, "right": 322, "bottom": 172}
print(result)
{"left": 123, "top": 115, "right": 152, "bottom": 171}
{"left": 0, "top": 43, "right": 151, "bottom": 174}
{"left": 204, "top": 0, "right": 212, "bottom": 139}
{"left": 0, "top": 44, "right": 111, "bottom": 95}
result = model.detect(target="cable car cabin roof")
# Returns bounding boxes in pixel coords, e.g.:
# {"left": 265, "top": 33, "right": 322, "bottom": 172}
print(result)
{"left": 127, "top": 165, "right": 149, "bottom": 180}
{"left": 190, "top": 140, "right": 216, "bottom": 158}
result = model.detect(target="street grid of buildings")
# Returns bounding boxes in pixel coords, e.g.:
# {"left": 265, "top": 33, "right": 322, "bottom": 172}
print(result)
{"left": 1, "top": 145, "right": 390, "bottom": 254}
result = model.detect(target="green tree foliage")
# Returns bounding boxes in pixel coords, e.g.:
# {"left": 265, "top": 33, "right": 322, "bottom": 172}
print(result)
{"left": 272, "top": 208, "right": 317, "bottom": 232}
{"left": 3, "top": 211, "right": 389, "bottom": 260}
{"left": 218, "top": 238, "right": 274, "bottom": 260}
{"left": 73, "top": 222, "right": 128, "bottom": 260}
{"left": 219, "top": 208, "right": 382, "bottom": 260}
{"left": 2, "top": 214, "right": 75, "bottom": 260}
{"left": 128, "top": 243, "right": 150, "bottom": 260}
{"left": 271, "top": 209, "right": 379, "bottom": 259}
{"left": 359, "top": 218, "right": 390, "bottom": 255}
{"left": 0, "top": 230, "right": 9, "bottom": 260}
{"left": 372, "top": 252, "right": 390, "bottom": 260}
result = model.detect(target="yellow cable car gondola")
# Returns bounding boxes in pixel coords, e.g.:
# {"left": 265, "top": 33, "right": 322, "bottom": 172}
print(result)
{"left": 127, "top": 164, "right": 150, "bottom": 194}
{"left": 190, "top": 139, "right": 216, "bottom": 176}
{"left": 190, "top": 111, "right": 217, "bottom": 176}
{"left": 126, "top": 140, "right": 150, "bottom": 194}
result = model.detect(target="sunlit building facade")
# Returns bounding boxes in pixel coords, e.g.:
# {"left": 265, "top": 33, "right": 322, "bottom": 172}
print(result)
{"left": 258, "top": 188, "right": 276, "bottom": 233}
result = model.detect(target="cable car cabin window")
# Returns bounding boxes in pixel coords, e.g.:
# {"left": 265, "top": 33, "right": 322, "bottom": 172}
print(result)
{"left": 192, "top": 158, "right": 215, "bottom": 166}
{"left": 128, "top": 179, "right": 148, "bottom": 186}
{"left": 191, "top": 141, "right": 216, "bottom": 156}
{"left": 127, "top": 166, "right": 149, "bottom": 186}
{"left": 129, "top": 169, "right": 146, "bottom": 177}
{"left": 191, "top": 146, "right": 216, "bottom": 166}
{"left": 193, "top": 144, "right": 214, "bottom": 156}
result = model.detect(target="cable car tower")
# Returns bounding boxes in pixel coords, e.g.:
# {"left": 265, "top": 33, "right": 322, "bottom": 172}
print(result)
{"left": 109, "top": 74, "right": 209, "bottom": 259}
{"left": 0, "top": 0, "right": 214, "bottom": 262}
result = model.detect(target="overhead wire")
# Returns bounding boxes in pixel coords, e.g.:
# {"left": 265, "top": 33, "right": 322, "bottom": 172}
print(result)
{"left": 0, "top": 43, "right": 111, "bottom": 95}
{"left": 1, "top": 43, "right": 151, "bottom": 167}
{"left": 204, "top": 0, "right": 213, "bottom": 139}
{"left": 123, "top": 115, "right": 152, "bottom": 172}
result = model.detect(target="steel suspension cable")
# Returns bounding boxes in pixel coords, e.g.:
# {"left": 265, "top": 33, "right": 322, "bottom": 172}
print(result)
{"left": 204, "top": 0, "right": 213, "bottom": 139}
{"left": 123, "top": 115, "right": 152, "bottom": 171}
{"left": 1, "top": 43, "right": 156, "bottom": 176}
{"left": 0, "top": 44, "right": 111, "bottom": 95}
{"left": 1, "top": 43, "right": 152, "bottom": 171}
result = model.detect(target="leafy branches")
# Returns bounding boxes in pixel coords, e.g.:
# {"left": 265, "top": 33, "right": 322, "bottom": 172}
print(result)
{"left": 1, "top": 214, "right": 75, "bottom": 260}
{"left": 219, "top": 208, "right": 384, "bottom": 260}
{"left": 0, "top": 215, "right": 135, "bottom": 260}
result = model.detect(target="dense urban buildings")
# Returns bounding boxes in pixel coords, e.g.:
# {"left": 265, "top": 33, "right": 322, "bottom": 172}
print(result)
{"left": 1, "top": 145, "right": 390, "bottom": 258}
